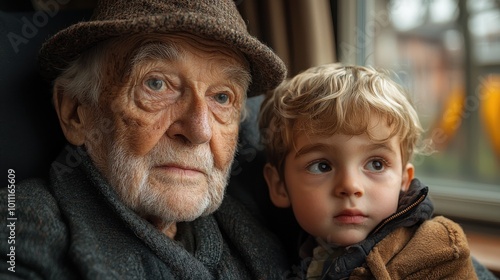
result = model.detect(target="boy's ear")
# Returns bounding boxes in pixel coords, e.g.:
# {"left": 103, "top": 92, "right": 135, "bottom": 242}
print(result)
{"left": 401, "top": 163, "right": 415, "bottom": 192}
{"left": 53, "top": 83, "right": 88, "bottom": 146}
{"left": 263, "top": 163, "right": 291, "bottom": 208}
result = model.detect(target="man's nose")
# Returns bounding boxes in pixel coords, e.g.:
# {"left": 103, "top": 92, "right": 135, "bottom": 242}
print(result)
{"left": 167, "top": 94, "right": 212, "bottom": 145}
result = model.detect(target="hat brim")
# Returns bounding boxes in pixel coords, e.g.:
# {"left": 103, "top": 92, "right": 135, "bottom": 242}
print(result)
{"left": 39, "top": 12, "right": 286, "bottom": 95}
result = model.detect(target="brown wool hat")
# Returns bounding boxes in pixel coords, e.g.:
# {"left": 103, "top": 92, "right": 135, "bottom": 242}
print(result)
{"left": 38, "top": 0, "right": 286, "bottom": 95}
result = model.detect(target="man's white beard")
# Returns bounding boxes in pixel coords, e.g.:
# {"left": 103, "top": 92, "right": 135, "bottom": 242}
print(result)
{"left": 101, "top": 139, "right": 233, "bottom": 223}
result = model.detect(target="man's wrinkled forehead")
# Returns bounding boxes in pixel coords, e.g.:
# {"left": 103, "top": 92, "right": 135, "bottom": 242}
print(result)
{"left": 93, "top": 33, "right": 251, "bottom": 101}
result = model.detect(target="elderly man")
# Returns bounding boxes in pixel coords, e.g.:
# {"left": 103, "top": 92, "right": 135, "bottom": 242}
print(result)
{"left": 0, "top": 0, "right": 289, "bottom": 279}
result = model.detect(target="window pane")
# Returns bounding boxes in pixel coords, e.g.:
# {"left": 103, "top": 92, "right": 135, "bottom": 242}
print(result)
{"left": 374, "top": 0, "right": 500, "bottom": 185}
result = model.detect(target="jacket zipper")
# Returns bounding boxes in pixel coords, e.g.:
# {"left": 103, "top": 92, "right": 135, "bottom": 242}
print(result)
{"left": 371, "top": 193, "right": 427, "bottom": 235}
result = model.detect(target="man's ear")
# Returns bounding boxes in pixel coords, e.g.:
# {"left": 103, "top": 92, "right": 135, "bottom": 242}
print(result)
{"left": 53, "top": 83, "right": 88, "bottom": 146}
{"left": 401, "top": 163, "right": 415, "bottom": 192}
{"left": 263, "top": 163, "right": 291, "bottom": 208}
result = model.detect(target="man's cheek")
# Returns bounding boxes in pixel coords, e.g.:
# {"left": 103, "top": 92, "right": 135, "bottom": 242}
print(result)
{"left": 213, "top": 129, "right": 239, "bottom": 168}
{"left": 113, "top": 111, "right": 166, "bottom": 156}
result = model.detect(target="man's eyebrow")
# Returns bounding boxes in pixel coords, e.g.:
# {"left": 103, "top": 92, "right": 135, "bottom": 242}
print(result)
{"left": 222, "top": 65, "right": 251, "bottom": 90}
{"left": 131, "top": 42, "right": 182, "bottom": 66}
{"left": 130, "top": 41, "right": 251, "bottom": 90}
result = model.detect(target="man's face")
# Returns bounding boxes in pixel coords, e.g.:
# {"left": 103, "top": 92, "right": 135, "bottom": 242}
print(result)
{"left": 84, "top": 34, "right": 249, "bottom": 224}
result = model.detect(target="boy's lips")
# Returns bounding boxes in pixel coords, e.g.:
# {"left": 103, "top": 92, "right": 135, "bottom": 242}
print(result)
{"left": 334, "top": 209, "right": 367, "bottom": 224}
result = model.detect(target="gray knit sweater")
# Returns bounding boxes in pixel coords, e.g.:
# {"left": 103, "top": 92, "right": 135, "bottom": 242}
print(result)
{"left": 0, "top": 145, "right": 289, "bottom": 279}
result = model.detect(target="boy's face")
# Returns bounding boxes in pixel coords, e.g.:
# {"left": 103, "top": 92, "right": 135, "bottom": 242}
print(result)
{"left": 264, "top": 116, "right": 414, "bottom": 246}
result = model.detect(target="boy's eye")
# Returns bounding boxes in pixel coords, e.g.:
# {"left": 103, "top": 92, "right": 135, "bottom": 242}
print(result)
{"left": 365, "top": 159, "right": 385, "bottom": 172}
{"left": 145, "top": 78, "right": 165, "bottom": 91}
{"left": 214, "top": 93, "right": 230, "bottom": 104}
{"left": 307, "top": 161, "right": 332, "bottom": 174}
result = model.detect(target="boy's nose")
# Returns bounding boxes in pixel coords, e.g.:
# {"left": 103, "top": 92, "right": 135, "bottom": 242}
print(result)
{"left": 334, "top": 168, "right": 364, "bottom": 198}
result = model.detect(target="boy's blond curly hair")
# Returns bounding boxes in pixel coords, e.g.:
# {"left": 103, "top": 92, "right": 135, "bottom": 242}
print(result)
{"left": 259, "top": 64, "right": 424, "bottom": 179}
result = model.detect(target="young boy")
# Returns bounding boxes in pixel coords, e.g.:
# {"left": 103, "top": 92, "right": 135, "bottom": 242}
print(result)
{"left": 259, "top": 64, "right": 478, "bottom": 279}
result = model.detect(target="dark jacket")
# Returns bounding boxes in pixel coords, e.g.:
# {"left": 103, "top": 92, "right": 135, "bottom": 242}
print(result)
{"left": 291, "top": 179, "right": 478, "bottom": 280}
{"left": 0, "top": 145, "right": 288, "bottom": 279}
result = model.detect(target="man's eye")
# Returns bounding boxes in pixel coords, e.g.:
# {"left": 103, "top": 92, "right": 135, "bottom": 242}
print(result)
{"left": 306, "top": 161, "right": 332, "bottom": 174}
{"left": 365, "top": 159, "right": 385, "bottom": 172}
{"left": 214, "top": 93, "right": 230, "bottom": 104}
{"left": 145, "top": 78, "right": 165, "bottom": 91}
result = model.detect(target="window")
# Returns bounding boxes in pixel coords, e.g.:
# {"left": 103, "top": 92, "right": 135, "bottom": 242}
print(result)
{"left": 337, "top": 0, "right": 500, "bottom": 223}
